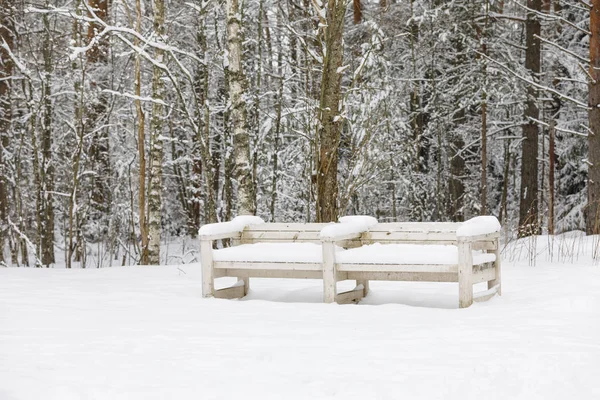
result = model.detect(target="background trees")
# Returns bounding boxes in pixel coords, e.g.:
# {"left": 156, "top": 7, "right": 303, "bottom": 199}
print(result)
{"left": 0, "top": 0, "right": 597, "bottom": 266}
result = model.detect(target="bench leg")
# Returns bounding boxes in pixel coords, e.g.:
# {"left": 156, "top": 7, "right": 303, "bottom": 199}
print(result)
{"left": 356, "top": 280, "right": 369, "bottom": 296}
{"left": 488, "top": 238, "right": 502, "bottom": 295}
{"left": 237, "top": 276, "right": 250, "bottom": 295}
{"left": 323, "top": 241, "right": 337, "bottom": 303}
{"left": 201, "top": 239, "right": 214, "bottom": 297}
{"left": 458, "top": 240, "right": 473, "bottom": 308}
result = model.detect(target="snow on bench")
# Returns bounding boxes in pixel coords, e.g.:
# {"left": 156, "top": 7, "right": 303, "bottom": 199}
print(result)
{"left": 199, "top": 215, "right": 501, "bottom": 308}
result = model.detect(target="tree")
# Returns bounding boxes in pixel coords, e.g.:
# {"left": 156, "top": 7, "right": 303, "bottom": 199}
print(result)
{"left": 147, "top": 0, "right": 166, "bottom": 264}
{"left": 519, "top": 0, "right": 542, "bottom": 236}
{"left": 588, "top": 0, "right": 600, "bottom": 234}
{"left": 0, "top": 0, "right": 13, "bottom": 265}
{"left": 226, "top": 0, "right": 255, "bottom": 216}
{"left": 316, "top": 0, "right": 347, "bottom": 223}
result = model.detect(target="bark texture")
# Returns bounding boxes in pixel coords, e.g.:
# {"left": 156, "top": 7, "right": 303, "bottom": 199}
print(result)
{"left": 226, "top": 0, "right": 255, "bottom": 216}
{"left": 87, "top": 0, "right": 111, "bottom": 220}
{"left": 147, "top": 0, "right": 165, "bottom": 264}
{"left": 518, "top": 0, "right": 541, "bottom": 236}
{"left": 588, "top": 0, "right": 600, "bottom": 234}
{"left": 316, "top": 0, "right": 347, "bottom": 223}
{"left": 0, "top": 0, "right": 13, "bottom": 265}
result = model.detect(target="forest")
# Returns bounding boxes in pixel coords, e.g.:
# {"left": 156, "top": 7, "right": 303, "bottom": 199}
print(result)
{"left": 0, "top": 0, "right": 598, "bottom": 267}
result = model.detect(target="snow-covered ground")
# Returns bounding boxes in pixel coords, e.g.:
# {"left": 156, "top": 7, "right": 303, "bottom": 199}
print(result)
{"left": 1, "top": 236, "right": 600, "bottom": 399}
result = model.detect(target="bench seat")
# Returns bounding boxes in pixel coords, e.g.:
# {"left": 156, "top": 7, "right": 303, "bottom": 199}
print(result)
{"left": 213, "top": 242, "right": 325, "bottom": 263}
{"left": 336, "top": 243, "right": 496, "bottom": 265}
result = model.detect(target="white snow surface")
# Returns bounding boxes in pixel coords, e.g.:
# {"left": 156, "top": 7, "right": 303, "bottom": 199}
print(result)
{"left": 2, "top": 235, "right": 600, "bottom": 399}
{"left": 320, "top": 215, "right": 378, "bottom": 239}
{"left": 336, "top": 243, "right": 496, "bottom": 265}
{"left": 213, "top": 242, "right": 325, "bottom": 263}
{"left": 456, "top": 215, "right": 501, "bottom": 237}
{"left": 198, "top": 215, "right": 265, "bottom": 236}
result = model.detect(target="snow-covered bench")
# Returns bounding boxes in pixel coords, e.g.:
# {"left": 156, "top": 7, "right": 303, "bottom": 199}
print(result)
{"left": 199, "top": 216, "right": 371, "bottom": 303}
{"left": 200, "top": 216, "right": 501, "bottom": 308}
{"left": 324, "top": 216, "right": 502, "bottom": 308}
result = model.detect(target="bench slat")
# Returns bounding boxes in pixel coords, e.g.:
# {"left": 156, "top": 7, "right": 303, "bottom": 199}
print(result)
{"left": 245, "top": 223, "right": 329, "bottom": 231}
{"left": 338, "top": 263, "right": 458, "bottom": 273}
{"left": 219, "top": 268, "right": 323, "bottom": 279}
{"left": 214, "top": 261, "right": 322, "bottom": 271}
{"left": 346, "top": 271, "right": 457, "bottom": 282}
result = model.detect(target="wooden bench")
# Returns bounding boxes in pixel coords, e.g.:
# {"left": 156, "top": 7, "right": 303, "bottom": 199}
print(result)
{"left": 199, "top": 216, "right": 369, "bottom": 303}
{"left": 322, "top": 217, "right": 502, "bottom": 308}
{"left": 200, "top": 216, "right": 501, "bottom": 308}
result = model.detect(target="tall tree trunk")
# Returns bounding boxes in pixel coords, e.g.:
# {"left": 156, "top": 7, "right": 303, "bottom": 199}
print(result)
{"left": 316, "top": 0, "right": 346, "bottom": 223}
{"left": 480, "top": 0, "right": 489, "bottom": 215}
{"left": 147, "top": 0, "right": 165, "bottom": 264}
{"left": 519, "top": 0, "right": 541, "bottom": 236}
{"left": 68, "top": 2, "right": 85, "bottom": 269}
{"left": 40, "top": 8, "right": 55, "bottom": 266}
{"left": 548, "top": 120, "right": 555, "bottom": 235}
{"left": 87, "top": 0, "right": 111, "bottom": 224}
{"left": 226, "top": 0, "right": 255, "bottom": 215}
{"left": 135, "top": 0, "right": 149, "bottom": 264}
{"left": 0, "top": 0, "right": 14, "bottom": 265}
{"left": 588, "top": 0, "right": 600, "bottom": 234}
{"left": 353, "top": 0, "right": 361, "bottom": 24}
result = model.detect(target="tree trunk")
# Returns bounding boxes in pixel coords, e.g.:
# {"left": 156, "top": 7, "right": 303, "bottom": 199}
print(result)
{"left": 40, "top": 8, "right": 55, "bottom": 266}
{"left": 226, "top": 0, "right": 255, "bottom": 216}
{"left": 135, "top": 0, "right": 149, "bottom": 264}
{"left": 588, "top": 0, "right": 600, "bottom": 234}
{"left": 147, "top": 0, "right": 165, "bottom": 264}
{"left": 353, "top": 0, "right": 361, "bottom": 24}
{"left": 0, "top": 0, "right": 14, "bottom": 265}
{"left": 86, "top": 0, "right": 111, "bottom": 223}
{"left": 548, "top": 120, "right": 555, "bottom": 235}
{"left": 518, "top": 0, "right": 541, "bottom": 236}
{"left": 316, "top": 0, "right": 347, "bottom": 223}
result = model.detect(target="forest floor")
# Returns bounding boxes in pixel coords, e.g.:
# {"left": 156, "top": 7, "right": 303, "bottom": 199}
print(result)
{"left": 1, "top": 235, "right": 600, "bottom": 399}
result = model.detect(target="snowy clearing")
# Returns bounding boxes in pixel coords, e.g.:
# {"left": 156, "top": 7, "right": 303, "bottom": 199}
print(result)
{"left": 1, "top": 239, "right": 600, "bottom": 399}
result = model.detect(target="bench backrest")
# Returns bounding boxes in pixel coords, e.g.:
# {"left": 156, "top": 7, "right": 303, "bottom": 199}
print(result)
{"left": 240, "top": 223, "right": 329, "bottom": 245}
{"left": 239, "top": 222, "right": 496, "bottom": 250}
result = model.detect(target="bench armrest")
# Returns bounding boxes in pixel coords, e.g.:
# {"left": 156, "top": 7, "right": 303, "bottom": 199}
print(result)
{"left": 199, "top": 216, "right": 265, "bottom": 241}
{"left": 456, "top": 216, "right": 501, "bottom": 240}
{"left": 320, "top": 216, "right": 378, "bottom": 242}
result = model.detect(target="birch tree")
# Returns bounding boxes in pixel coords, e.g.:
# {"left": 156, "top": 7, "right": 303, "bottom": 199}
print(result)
{"left": 147, "top": 0, "right": 166, "bottom": 264}
{"left": 226, "top": 0, "right": 255, "bottom": 215}
{"left": 0, "top": 0, "right": 13, "bottom": 265}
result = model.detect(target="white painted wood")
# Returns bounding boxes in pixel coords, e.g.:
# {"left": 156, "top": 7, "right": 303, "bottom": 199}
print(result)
{"left": 356, "top": 279, "right": 369, "bottom": 296}
{"left": 322, "top": 240, "right": 337, "bottom": 303}
{"left": 200, "top": 239, "right": 215, "bottom": 298}
{"left": 472, "top": 265, "right": 496, "bottom": 284}
{"left": 241, "top": 231, "right": 322, "bottom": 242}
{"left": 214, "top": 261, "right": 322, "bottom": 271}
{"left": 336, "top": 284, "right": 365, "bottom": 304}
{"left": 199, "top": 231, "right": 243, "bottom": 241}
{"left": 338, "top": 263, "right": 458, "bottom": 273}
{"left": 368, "top": 222, "right": 461, "bottom": 231}
{"left": 474, "top": 284, "right": 500, "bottom": 303}
{"left": 489, "top": 237, "right": 502, "bottom": 295}
{"left": 214, "top": 281, "right": 246, "bottom": 299}
{"left": 456, "top": 232, "right": 500, "bottom": 243}
{"left": 245, "top": 223, "right": 329, "bottom": 231}
{"left": 457, "top": 239, "right": 474, "bottom": 308}
{"left": 221, "top": 268, "right": 324, "bottom": 279}
{"left": 346, "top": 271, "right": 457, "bottom": 282}
{"left": 362, "top": 231, "right": 457, "bottom": 244}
